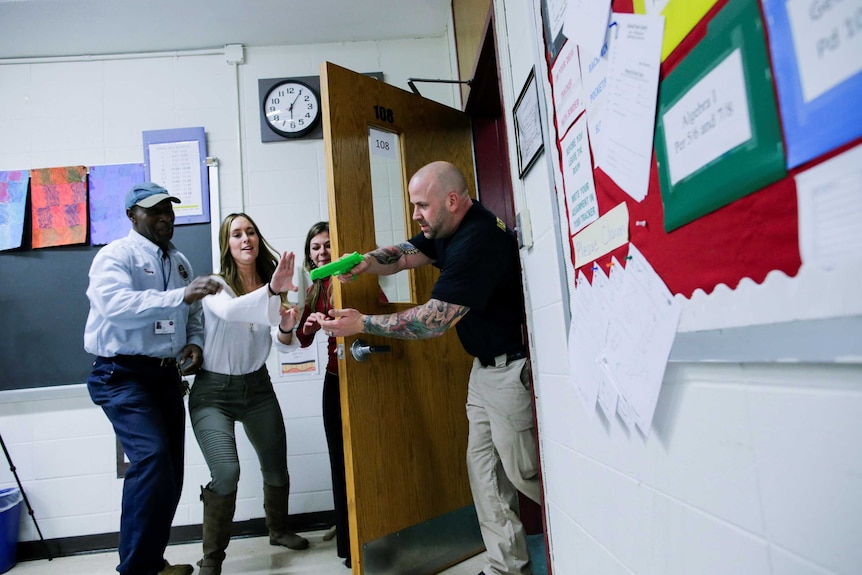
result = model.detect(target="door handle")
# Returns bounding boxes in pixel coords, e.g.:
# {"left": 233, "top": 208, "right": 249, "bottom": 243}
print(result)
{"left": 350, "top": 339, "right": 392, "bottom": 362}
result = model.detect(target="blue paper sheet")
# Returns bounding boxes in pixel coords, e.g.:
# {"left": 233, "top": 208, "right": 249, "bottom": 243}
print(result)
{"left": 762, "top": 0, "right": 862, "bottom": 168}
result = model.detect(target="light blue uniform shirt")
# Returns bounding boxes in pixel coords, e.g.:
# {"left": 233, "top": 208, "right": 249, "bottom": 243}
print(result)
{"left": 83, "top": 230, "right": 204, "bottom": 359}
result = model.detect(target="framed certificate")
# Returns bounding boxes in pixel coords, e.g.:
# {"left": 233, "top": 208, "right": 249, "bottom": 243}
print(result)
{"left": 513, "top": 67, "right": 544, "bottom": 178}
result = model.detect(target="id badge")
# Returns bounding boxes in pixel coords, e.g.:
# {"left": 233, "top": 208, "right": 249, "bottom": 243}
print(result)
{"left": 154, "top": 320, "right": 176, "bottom": 334}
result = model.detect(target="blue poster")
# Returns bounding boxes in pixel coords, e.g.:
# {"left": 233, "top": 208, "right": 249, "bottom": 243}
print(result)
{"left": 762, "top": 0, "right": 862, "bottom": 168}
{"left": 89, "top": 163, "right": 145, "bottom": 245}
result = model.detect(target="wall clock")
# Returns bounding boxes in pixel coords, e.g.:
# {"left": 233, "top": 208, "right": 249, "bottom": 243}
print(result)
{"left": 259, "top": 77, "right": 322, "bottom": 141}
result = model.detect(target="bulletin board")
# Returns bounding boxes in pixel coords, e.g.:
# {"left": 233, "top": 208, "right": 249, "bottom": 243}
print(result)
{"left": 542, "top": 0, "right": 862, "bottom": 363}
{"left": 0, "top": 161, "right": 213, "bottom": 391}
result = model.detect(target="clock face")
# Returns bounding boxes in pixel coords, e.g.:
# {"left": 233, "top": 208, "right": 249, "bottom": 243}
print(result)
{"left": 263, "top": 80, "right": 321, "bottom": 138}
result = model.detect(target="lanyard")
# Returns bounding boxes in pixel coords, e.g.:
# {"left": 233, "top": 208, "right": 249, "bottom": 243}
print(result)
{"left": 160, "top": 251, "right": 172, "bottom": 291}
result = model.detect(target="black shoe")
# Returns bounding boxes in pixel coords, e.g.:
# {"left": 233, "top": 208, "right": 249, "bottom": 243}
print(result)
{"left": 343, "top": 557, "right": 352, "bottom": 568}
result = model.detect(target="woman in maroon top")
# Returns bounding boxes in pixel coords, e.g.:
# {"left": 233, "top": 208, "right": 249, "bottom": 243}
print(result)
{"left": 295, "top": 222, "right": 349, "bottom": 567}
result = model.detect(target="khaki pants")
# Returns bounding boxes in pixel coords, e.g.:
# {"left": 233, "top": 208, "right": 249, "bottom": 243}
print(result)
{"left": 466, "top": 357, "right": 541, "bottom": 575}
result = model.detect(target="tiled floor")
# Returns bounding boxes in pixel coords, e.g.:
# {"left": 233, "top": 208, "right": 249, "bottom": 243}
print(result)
{"left": 7, "top": 529, "right": 486, "bottom": 575}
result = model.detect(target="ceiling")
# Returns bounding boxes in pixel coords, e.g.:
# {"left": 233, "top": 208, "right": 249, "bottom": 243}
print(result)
{"left": 0, "top": 0, "right": 453, "bottom": 60}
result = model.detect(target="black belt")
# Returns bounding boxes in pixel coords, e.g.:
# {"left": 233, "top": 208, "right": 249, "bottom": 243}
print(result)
{"left": 478, "top": 349, "right": 528, "bottom": 368}
{"left": 110, "top": 354, "right": 178, "bottom": 368}
{"left": 197, "top": 365, "right": 267, "bottom": 383}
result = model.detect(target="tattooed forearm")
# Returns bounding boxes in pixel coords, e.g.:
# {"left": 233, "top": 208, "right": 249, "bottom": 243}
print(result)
{"left": 363, "top": 298, "right": 468, "bottom": 339}
{"left": 369, "top": 242, "right": 418, "bottom": 265}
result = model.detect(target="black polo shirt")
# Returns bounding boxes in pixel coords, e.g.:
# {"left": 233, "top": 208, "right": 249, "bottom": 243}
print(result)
{"left": 410, "top": 201, "right": 525, "bottom": 359}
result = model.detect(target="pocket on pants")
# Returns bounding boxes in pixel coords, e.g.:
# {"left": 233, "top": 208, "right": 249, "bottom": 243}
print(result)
{"left": 514, "top": 427, "right": 539, "bottom": 480}
{"left": 89, "top": 358, "right": 115, "bottom": 384}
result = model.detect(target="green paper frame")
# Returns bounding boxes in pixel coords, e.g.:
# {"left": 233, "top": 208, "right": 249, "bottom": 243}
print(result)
{"left": 654, "top": 0, "right": 786, "bottom": 232}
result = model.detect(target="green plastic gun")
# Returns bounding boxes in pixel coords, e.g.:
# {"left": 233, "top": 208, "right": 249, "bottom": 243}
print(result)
{"left": 309, "top": 251, "right": 364, "bottom": 281}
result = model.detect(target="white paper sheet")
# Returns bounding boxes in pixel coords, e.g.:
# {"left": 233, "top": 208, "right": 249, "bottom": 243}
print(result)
{"left": 560, "top": 115, "right": 599, "bottom": 234}
{"left": 597, "top": 245, "right": 681, "bottom": 435}
{"left": 615, "top": 393, "right": 638, "bottom": 433}
{"left": 547, "top": 0, "right": 568, "bottom": 42}
{"left": 148, "top": 140, "right": 204, "bottom": 217}
{"left": 552, "top": 41, "right": 586, "bottom": 137}
{"left": 786, "top": 0, "right": 862, "bottom": 103}
{"left": 602, "top": 13, "right": 664, "bottom": 201}
{"left": 796, "top": 144, "right": 862, "bottom": 270}
{"left": 596, "top": 368, "right": 620, "bottom": 421}
{"left": 563, "top": 0, "right": 612, "bottom": 56}
{"left": 568, "top": 271, "right": 602, "bottom": 415}
{"left": 579, "top": 45, "right": 610, "bottom": 170}
{"left": 592, "top": 264, "right": 621, "bottom": 421}
{"left": 661, "top": 48, "right": 752, "bottom": 185}
{"left": 567, "top": 246, "right": 681, "bottom": 433}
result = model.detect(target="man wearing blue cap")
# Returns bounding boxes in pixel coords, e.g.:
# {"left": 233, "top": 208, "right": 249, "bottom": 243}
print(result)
{"left": 84, "top": 182, "right": 222, "bottom": 575}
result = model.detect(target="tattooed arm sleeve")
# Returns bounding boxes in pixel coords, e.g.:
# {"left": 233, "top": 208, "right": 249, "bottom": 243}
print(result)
{"left": 363, "top": 298, "right": 468, "bottom": 339}
{"left": 364, "top": 242, "right": 432, "bottom": 275}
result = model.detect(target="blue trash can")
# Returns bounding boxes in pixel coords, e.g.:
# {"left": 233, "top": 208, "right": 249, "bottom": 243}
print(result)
{"left": 0, "top": 488, "right": 22, "bottom": 574}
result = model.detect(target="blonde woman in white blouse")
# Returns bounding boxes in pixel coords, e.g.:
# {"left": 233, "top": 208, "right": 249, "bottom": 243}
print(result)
{"left": 190, "top": 213, "right": 308, "bottom": 575}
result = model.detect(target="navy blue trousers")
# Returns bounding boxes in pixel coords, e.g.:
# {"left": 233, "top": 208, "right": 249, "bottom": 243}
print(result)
{"left": 88, "top": 356, "right": 186, "bottom": 575}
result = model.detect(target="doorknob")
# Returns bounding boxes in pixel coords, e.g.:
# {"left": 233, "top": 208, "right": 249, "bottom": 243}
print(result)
{"left": 350, "top": 339, "right": 391, "bottom": 362}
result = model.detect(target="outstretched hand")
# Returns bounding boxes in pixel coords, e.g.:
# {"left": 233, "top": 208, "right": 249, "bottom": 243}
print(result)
{"left": 318, "top": 308, "right": 365, "bottom": 337}
{"left": 278, "top": 305, "right": 299, "bottom": 331}
{"left": 270, "top": 251, "right": 298, "bottom": 294}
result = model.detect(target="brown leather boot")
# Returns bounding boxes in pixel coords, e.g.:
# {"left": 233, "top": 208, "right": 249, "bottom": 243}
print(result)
{"left": 263, "top": 482, "right": 309, "bottom": 550}
{"left": 197, "top": 486, "right": 237, "bottom": 575}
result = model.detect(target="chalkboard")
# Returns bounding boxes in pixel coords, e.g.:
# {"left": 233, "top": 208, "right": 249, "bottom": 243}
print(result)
{"left": 0, "top": 224, "right": 212, "bottom": 390}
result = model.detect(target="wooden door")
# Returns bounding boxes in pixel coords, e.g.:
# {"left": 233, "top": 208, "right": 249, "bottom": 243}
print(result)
{"left": 320, "top": 61, "right": 481, "bottom": 574}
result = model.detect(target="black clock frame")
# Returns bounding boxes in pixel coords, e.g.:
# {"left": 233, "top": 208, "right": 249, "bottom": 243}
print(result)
{"left": 259, "top": 75, "right": 324, "bottom": 142}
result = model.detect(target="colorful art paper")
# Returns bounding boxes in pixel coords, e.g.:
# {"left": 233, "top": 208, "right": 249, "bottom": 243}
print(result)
{"left": 0, "top": 170, "right": 30, "bottom": 252}
{"left": 279, "top": 343, "right": 319, "bottom": 376}
{"left": 89, "top": 163, "right": 145, "bottom": 245}
{"left": 30, "top": 166, "right": 87, "bottom": 248}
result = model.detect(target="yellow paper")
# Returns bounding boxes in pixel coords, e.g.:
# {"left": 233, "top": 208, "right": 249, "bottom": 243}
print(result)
{"left": 633, "top": 0, "right": 719, "bottom": 61}
{"left": 572, "top": 202, "right": 629, "bottom": 268}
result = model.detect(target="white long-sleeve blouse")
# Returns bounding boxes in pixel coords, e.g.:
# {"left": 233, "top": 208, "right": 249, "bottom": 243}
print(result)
{"left": 200, "top": 276, "right": 296, "bottom": 375}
